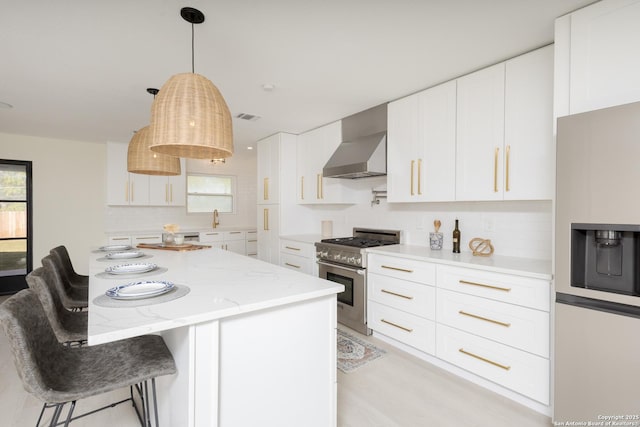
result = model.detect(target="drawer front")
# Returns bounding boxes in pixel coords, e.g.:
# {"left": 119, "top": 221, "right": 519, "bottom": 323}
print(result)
{"left": 436, "top": 289, "right": 549, "bottom": 357}
{"left": 369, "top": 273, "right": 436, "bottom": 320}
{"left": 368, "top": 301, "right": 435, "bottom": 355}
{"left": 199, "top": 231, "right": 224, "bottom": 243}
{"left": 280, "top": 253, "right": 313, "bottom": 275}
{"left": 246, "top": 240, "right": 258, "bottom": 257}
{"left": 436, "top": 324, "right": 549, "bottom": 404}
{"left": 223, "top": 230, "right": 245, "bottom": 241}
{"left": 131, "top": 234, "right": 162, "bottom": 244}
{"left": 280, "top": 240, "right": 315, "bottom": 258}
{"left": 368, "top": 254, "right": 436, "bottom": 286}
{"left": 108, "top": 235, "right": 132, "bottom": 245}
{"left": 437, "top": 265, "right": 550, "bottom": 311}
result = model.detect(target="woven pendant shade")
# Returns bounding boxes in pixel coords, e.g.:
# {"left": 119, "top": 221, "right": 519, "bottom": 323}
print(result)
{"left": 149, "top": 73, "right": 234, "bottom": 160}
{"left": 127, "top": 125, "right": 181, "bottom": 176}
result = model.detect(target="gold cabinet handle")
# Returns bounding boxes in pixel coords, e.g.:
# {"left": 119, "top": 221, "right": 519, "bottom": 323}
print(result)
{"left": 505, "top": 145, "right": 510, "bottom": 192}
{"left": 247, "top": 239, "right": 257, "bottom": 243}
{"left": 494, "top": 147, "right": 499, "bottom": 193}
{"left": 131, "top": 181, "right": 134, "bottom": 201}
{"left": 381, "top": 318, "right": 413, "bottom": 333}
{"left": 136, "top": 236, "right": 158, "bottom": 240}
{"left": 204, "top": 232, "right": 220, "bottom": 236}
{"left": 417, "top": 158, "right": 422, "bottom": 195}
{"left": 301, "top": 176, "right": 304, "bottom": 200}
{"left": 410, "top": 160, "right": 415, "bottom": 196}
{"left": 285, "top": 262, "right": 301, "bottom": 269}
{"left": 165, "top": 183, "right": 169, "bottom": 203}
{"left": 316, "top": 174, "right": 321, "bottom": 199}
{"left": 458, "top": 310, "right": 511, "bottom": 327}
{"left": 381, "top": 265, "right": 414, "bottom": 273}
{"left": 320, "top": 173, "right": 324, "bottom": 199}
{"left": 263, "top": 177, "right": 269, "bottom": 200}
{"left": 459, "top": 279, "right": 511, "bottom": 292}
{"left": 263, "top": 208, "right": 269, "bottom": 231}
{"left": 111, "top": 237, "right": 129, "bottom": 241}
{"left": 170, "top": 183, "right": 173, "bottom": 202}
{"left": 285, "top": 246, "right": 301, "bottom": 251}
{"left": 381, "top": 289, "right": 414, "bottom": 300}
{"left": 459, "top": 348, "right": 511, "bottom": 371}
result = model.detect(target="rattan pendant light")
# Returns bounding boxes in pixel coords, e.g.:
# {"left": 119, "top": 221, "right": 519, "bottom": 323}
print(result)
{"left": 149, "top": 7, "right": 233, "bottom": 160}
{"left": 127, "top": 89, "right": 181, "bottom": 176}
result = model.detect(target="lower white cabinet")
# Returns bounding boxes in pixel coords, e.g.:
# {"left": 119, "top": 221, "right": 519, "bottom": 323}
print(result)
{"left": 199, "top": 230, "right": 251, "bottom": 255}
{"left": 436, "top": 324, "right": 549, "bottom": 405}
{"left": 366, "top": 252, "right": 551, "bottom": 406}
{"left": 279, "top": 239, "right": 316, "bottom": 275}
{"left": 246, "top": 230, "right": 257, "bottom": 258}
{"left": 107, "top": 233, "right": 162, "bottom": 246}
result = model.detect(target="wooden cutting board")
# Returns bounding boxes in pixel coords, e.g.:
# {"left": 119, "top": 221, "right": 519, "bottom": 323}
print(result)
{"left": 136, "top": 243, "right": 212, "bottom": 251}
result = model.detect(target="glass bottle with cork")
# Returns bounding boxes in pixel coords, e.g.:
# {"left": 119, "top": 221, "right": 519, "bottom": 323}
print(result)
{"left": 452, "top": 219, "right": 461, "bottom": 253}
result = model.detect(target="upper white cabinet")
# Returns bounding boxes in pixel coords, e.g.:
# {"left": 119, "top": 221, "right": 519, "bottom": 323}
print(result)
{"left": 387, "top": 81, "right": 456, "bottom": 202}
{"left": 560, "top": 0, "right": 640, "bottom": 115}
{"left": 107, "top": 141, "right": 150, "bottom": 206}
{"left": 107, "top": 141, "right": 186, "bottom": 206}
{"left": 455, "top": 63, "right": 506, "bottom": 201}
{"left": 456, "top": 46, "right": 553, "bottom": 201}
{"left": 257, "top": 133, "right": 281, "bottom": 204}
{"left": 503, "top": 45, "right": 554, "bottom": 200}
{"left": 296, "top": 121, "right": 356, "bottom": 204}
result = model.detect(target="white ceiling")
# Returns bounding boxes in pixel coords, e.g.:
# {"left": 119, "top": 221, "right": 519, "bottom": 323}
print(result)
{"left": 0, "top": 0, "right": 596, "bottom": 150}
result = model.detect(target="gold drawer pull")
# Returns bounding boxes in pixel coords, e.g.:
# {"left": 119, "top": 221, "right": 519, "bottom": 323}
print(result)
{"left": 381, "top": 265, "right": 413, "bottom": 273}
{"left": 381, "top": 289, "right": 414, "bottom": 300}
{"left": 136, "top": 236, "right": 158, "bottom": 240}
{"left": 458, "top": 310, "right": 511, "bottom": 327}
{"left": 459, "top": 348, "right": 511, "bottom": 371}
{"left": 381, "top": 319, "right": 413, "bottom": 333}
{"left": 229, "top": 231, "right": 241, "bottom": 234}
{"left": 111, "top": 237, "right": 129, "bottom": 241}
{"left": 285, "top": 263, "right": 301, "bottom": 269}
{"left": 285, "top": 246, "right": 301, "bottom": 251}
{"left": 493, "top": 147, "right": 499, "bottom": 193}
{"left": 459, "top": 280, "right": 511, "bottom": 292}
{"left": 247, "top": 239, "right": 257, "bottom": 243}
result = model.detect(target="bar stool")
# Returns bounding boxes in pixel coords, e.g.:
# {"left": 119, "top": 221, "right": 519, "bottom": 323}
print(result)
{"left": 0, "top": 289, "right": 176, "bottom": 427}
{"left": 49, "top": 245, "right": 89, "bottom": 289}
{"left": 41, "top": 255, "right": 88, "bottom": 311}
{"left": 26, "top": 267, "right": 87, "bottom": 346}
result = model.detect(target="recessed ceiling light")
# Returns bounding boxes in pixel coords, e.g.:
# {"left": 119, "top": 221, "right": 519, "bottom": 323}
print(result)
{"left": 262, "top": 83, "right": 275, "bottom": 92}
{"left": 247, "top": 146, "right": 254, "bottom": 150}
{"left": 0, "top": 101, "right": 13, "bottom": 109}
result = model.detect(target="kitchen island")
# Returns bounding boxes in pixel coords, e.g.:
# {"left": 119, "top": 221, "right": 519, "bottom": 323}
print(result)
{"left": 88, "top": 246, "right": 343, "bottom": 427}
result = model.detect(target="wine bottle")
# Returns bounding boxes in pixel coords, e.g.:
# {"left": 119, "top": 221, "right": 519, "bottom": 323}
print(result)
{"left": 452, "top": 219, "right": 461, "bottom": 253}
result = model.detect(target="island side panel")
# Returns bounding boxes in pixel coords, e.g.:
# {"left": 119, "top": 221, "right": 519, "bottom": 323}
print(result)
{"left": 217, "top": 295, "right": 337, "bottom": 427}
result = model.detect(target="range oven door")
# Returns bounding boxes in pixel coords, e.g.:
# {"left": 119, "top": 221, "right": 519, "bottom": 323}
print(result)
{"left": 317, "top": 260, "right": 370, "bottom": 335}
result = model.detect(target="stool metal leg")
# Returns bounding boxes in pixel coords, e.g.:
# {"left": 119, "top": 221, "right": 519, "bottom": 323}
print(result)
{"left": 62, "top": 401, "right": 76, "bottom": 427}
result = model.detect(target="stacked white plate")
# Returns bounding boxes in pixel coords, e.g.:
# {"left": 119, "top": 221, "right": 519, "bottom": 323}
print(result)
{"left": 105, "top": 263, "right": 157, "bottom": 275}
{"left": 99, "top": 244, "right": 133, "bottom": 252}
{"left": 106, "top": 281, "right": 175, "bottom": 300}
{"left": 105, "top": 250, "right": 144, "bottom": 260}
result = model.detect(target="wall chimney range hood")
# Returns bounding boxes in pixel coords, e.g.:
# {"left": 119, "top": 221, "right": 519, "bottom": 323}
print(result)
{"left": 323, "top": 103, "right": 387, "bottom": 179}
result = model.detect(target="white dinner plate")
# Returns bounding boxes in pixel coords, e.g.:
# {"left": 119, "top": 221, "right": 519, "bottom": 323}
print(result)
{"left": 105, "top": 263, "right": 157, "bottom": 275}
{"left": 99, "top": 244, "right": 133, "bottom": 252}
{"left": 105, "top": 250, "right": 144, "bottom": 260}
{"left": 106, "top": 280, "right": 174, "bottom": 300}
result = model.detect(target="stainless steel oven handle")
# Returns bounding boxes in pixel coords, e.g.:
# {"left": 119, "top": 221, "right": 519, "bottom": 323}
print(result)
{"left": 317, "top": 260, "right": 365, "bottom": 275}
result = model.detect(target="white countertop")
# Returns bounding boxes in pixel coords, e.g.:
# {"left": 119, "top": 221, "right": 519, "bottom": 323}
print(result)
{"left": 280, "top": 234, "right": 324, "bottom": 245}
{"left": 88, "top": 247, "right": 342, "bottom": 345}
{"left": 106, "top": 226, "right": 257, "bottom": 236}
{"left": 367, "top": 245, "right": 552, "bottom": 280}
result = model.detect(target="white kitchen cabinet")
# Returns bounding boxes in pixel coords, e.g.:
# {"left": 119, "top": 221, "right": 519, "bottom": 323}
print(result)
{"left": 503, "top": 45, "right": 554, "bottom": 200}
{"left": 456, "top": 47, "right": 553, "bottom": 201}
{"left": 367, "top": 253, "right": 437, "bottom": 355}
{"left": 387, "top": 81, "right": 456, "bottom": 202}
{"left": 105, "top": 233, "right": 162, "bottom": 246}
{"left": 258, "top": 204, "right": 280, "bottom": 264}
{"left": 455, "top": 63, "right": 506, "bottom": 201}
{"left": 106, "top": 235, "right": 132, "bottom": 246}
{"left": 107, "top": 141, "right": 186, "bottom": 206}
{"left": 246, "top": 230, "right": 257, "bottom": 258}
{"left": 559, "top": 0, "right": 640, "bottom": 115}
{"left": 279, "top": 239, "right": 316, "bottom": 275}
{"left": 106, "top": 141, "right": 150, "bottom": 205}
{"left": 199, "top": 230, "right": 246, "bottom": 255}
{"left": 257, "top": 133, "right": 281, "bottom": 204}
{"left": 148, "top": 160, "right": 187, "bottom": 206}
{"left": 296, "top": 121, "right": 356, "bottom": 204}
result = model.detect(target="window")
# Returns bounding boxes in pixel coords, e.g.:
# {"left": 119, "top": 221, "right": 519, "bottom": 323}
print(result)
{"left": 187, "top": 174, "right": 235, "bottom": 213}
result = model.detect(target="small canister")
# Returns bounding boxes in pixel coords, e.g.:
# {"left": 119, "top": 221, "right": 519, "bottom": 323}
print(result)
{"left": 429, "top": 232, "right": 443, "bottom": 250}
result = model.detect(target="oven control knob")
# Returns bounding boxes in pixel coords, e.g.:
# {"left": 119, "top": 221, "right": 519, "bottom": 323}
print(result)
{"left": 340, "top": 254, "right": 348, "bottom": 262}
{"left": 320, "top": 250, "right": 329, "bottom": 258}
{"left": 333, "top": 253, "right": 341, "bottom": 261}
{"left": 347, "top": 256, "right": 356, "bottom": 264}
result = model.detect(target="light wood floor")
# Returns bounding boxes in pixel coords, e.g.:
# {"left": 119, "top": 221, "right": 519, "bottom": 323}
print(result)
{"left": 0, "top": 295, "right": 551, "bottom": 426}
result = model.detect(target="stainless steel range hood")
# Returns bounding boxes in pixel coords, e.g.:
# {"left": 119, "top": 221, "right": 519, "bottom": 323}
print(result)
{"left": 323, "top": 103, "right": 387, "bottom": 179}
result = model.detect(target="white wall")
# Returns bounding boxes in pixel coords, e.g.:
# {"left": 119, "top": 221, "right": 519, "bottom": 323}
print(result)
{"left": 0, "top": 132, "right": 106, "bottom": 273}
{"left": 104, "top": 149, "right": 257, "bottom": 232}
{"left": 294, "top": 177, "right": 553, "bottom": 260}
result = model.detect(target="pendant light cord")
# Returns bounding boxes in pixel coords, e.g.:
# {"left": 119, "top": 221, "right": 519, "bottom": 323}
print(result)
{"left": 191, "top": 22, "right": 195, "bottom": 73}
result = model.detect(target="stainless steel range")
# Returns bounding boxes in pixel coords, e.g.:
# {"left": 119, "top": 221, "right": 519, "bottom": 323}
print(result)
{"left": 315, "top": 228, "right": 401, "bottom": 335}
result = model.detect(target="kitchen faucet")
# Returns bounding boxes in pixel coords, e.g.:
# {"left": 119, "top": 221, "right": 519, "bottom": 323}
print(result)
{"left": 212, "top": 209, "right": 219, "bottom": 228}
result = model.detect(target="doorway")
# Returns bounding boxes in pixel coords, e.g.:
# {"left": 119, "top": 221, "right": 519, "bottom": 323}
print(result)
{"left": 0, "top": 160, "right": 32, "bottom": 294}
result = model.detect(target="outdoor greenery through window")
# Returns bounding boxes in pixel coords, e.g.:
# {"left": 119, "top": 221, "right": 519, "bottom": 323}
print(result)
{"left": 187, "top": 174, "right": 235, "bottom": 213}
{"left": 0, "top": 163, "right": 28, "bottom": 278}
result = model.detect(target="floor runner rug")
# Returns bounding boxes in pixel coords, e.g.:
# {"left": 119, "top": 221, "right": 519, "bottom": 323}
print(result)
{"left": 337, "top": 329, "right": 386, "bottom": 373}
